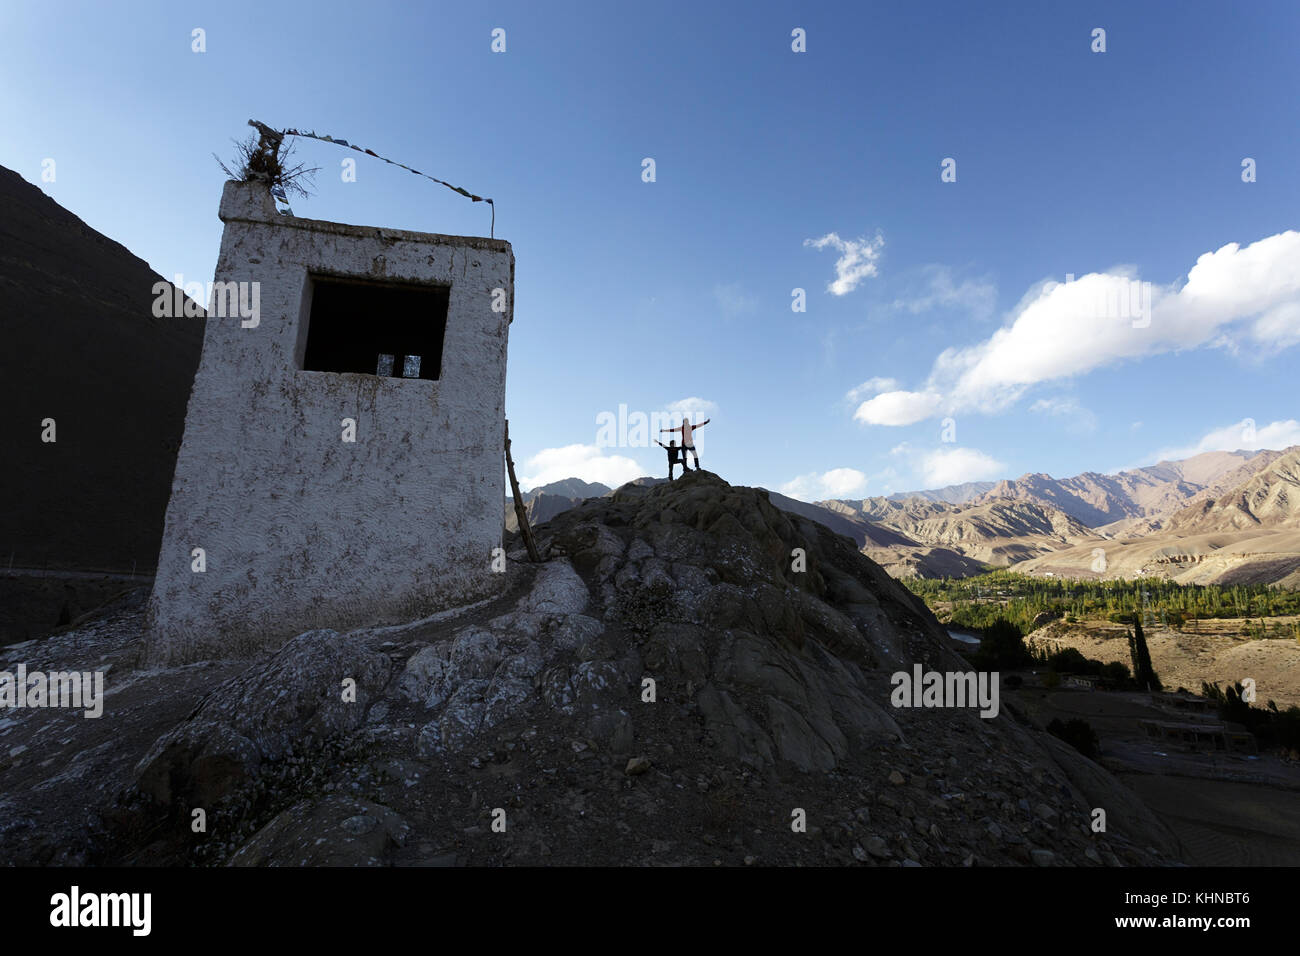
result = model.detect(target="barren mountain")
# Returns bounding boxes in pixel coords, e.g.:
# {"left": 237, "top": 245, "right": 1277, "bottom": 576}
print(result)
{"left": 837, "top": 448, "right": 1300, "bottom": 583}
{"left": 766, "top": 491, "right": 918, "bottom": 550}
{"left": 1164, "top": 447, "right": 1300, "bottom": 534}
{"left": 884, "top": 481, "right": 996, "bottom": 505}
{"left": 885, "top": 500, "right": 1097, "bottom": 564}
{"left": 971, "top": 450, "right": 1265, "bottom": 526}
{"left": 818, "top": 496, "right": 1098, "bottom": 575}
{"left": 1121, "top": 448, "right": 1289, "bottom": 534}
{"left": 859, "top": 546, "right": 994, "bottom": 580}
{"left": 1018, "top": 449, "right": 1300, "bottom": 586}
{"left": 528, "top": 478, "right": 612, "bottom": 501}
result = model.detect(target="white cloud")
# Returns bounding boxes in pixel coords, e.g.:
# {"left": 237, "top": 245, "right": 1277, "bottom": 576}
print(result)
{"left": 1251, "top": 300, "right": 1300, "bottom": 350}
{"left": 779, "top": 467, "right": 869, "bottom": 502}
{"left": 804, "top": 232, "right": 885, "bottom": 296}
{"left": 664, "top": 396, "right": 718, "bottom": 423}
{"left": 1149, "top": 418, "right": 1300, "bottom": 462}
{"left": 519, "top": 444, "right": 645, "bottom": 492}
{"left": 852, "top": 389, "right": 943, "bottom": 426}
{"left": 712, "top": 282, "right": 758, "bottom": 317}
{"left": 918, "top": 447, "right": 1006, "bottom": 488}
{"left": 845, "top": 377, "right": 899, "bottom": 403}
{"left": 1028, "top": 396, "right": 1098, "bottom": 433}
{"left": 889, "top": 265, "right": 997, "bottom": 318}
{"left": 854, "top": 231, "right": 1300, "bottom": 425}
{"left": 870, "top": 466, "right": 901, "bottom": 495}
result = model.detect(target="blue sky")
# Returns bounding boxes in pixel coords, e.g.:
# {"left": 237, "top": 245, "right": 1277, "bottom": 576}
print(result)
{"left": 4, "top": 0, "right": 1299, "bottom": 497}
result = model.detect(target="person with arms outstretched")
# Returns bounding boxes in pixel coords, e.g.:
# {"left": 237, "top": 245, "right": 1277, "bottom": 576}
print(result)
{"left": 654, "top": 438, "right": 685, "bottom": 480}
{"left": 660, "top": 416, "right": 710, "bottom": 471}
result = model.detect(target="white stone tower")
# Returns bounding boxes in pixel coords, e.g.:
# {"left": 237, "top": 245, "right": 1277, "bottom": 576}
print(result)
{"left": 145, "top": 181, "right": 514, "bottom": 663}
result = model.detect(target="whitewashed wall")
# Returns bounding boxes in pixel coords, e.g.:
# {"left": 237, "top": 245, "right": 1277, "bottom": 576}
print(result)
{"left": 145, "top": 181, "right": 513, "bottom": 663}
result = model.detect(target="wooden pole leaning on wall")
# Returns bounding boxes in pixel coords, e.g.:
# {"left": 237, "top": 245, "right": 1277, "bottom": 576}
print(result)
{"left": 504, "top": 418, "right": 541, "bottom": 563}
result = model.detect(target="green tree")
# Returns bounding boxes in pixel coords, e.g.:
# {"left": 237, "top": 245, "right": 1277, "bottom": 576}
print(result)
{"left": 974, "top": 617, "right": 1032, "bottom": 669}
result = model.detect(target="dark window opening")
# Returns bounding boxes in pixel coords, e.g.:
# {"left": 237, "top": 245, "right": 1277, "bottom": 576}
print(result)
{"left": 303, "top": 275, "right": 449, "bottom": 380}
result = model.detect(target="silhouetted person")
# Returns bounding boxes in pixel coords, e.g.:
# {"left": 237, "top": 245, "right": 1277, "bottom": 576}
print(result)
{"left": 660, "top": 416, "right": 710, "bottom": 471}
{"left": 654, "top": 439, "right": 685, "bottom": 480}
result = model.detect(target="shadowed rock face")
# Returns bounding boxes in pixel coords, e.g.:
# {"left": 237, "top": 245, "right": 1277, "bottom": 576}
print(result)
{"left": 0, "top": 164, "right": 203, "bottom": 575}
{"left": 3, "top": 471, "right": 1184, "bottom": 866}
{"left": 0, "top": 164, "right": 205, "bottom": 644}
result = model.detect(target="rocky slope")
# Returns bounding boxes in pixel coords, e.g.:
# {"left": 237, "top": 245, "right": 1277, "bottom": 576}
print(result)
{"left": 766, "top": 490, "right": 918, "bottom": 550}
{"left": 0, "top": 164, "right": 203, "bottom": 575}
{"left": 0, "top": 472, "right": 1182, "bottom": 866}
{"left": 1164, "top": 447, "right": 1300, "bottom": 534}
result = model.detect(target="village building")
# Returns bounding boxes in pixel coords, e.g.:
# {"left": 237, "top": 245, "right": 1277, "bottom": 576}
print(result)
{"left": 1139, "top": 718, "right": 1257, "bottom": 754}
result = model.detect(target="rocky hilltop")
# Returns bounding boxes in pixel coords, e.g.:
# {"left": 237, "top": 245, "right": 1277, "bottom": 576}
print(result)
{"left": 0, "top": 472, "right": 1181, "bottom": 866}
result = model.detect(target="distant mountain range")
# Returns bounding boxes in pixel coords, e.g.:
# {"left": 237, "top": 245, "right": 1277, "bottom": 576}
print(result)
{"left": 510, "top": 445, "right": 1300, "bottom": 587}
{"left": 965, "top": 449, "right": 1265, "bottom": 526}
{"left": 803, "top": 447, "right": 1299, "bottom": 584}
{"left": 1164, "top": 449, "right": 1299, "bottom": 534}
{"left": 884, "top": 480, "right": 996, "bottom": 505}
{"left": 1016, "top": 447, "right": 1300, "bottom": 587}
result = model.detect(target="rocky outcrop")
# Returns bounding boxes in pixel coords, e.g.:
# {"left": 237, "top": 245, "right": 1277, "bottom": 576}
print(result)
{"left": 227, "top": 796, "right": 411, "bottom": 866}
{"left": 117, "top": 630, "right": 392, "bottom": 861}
{"left": 395, "top": 561, "right": 619, "bottom": 755}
